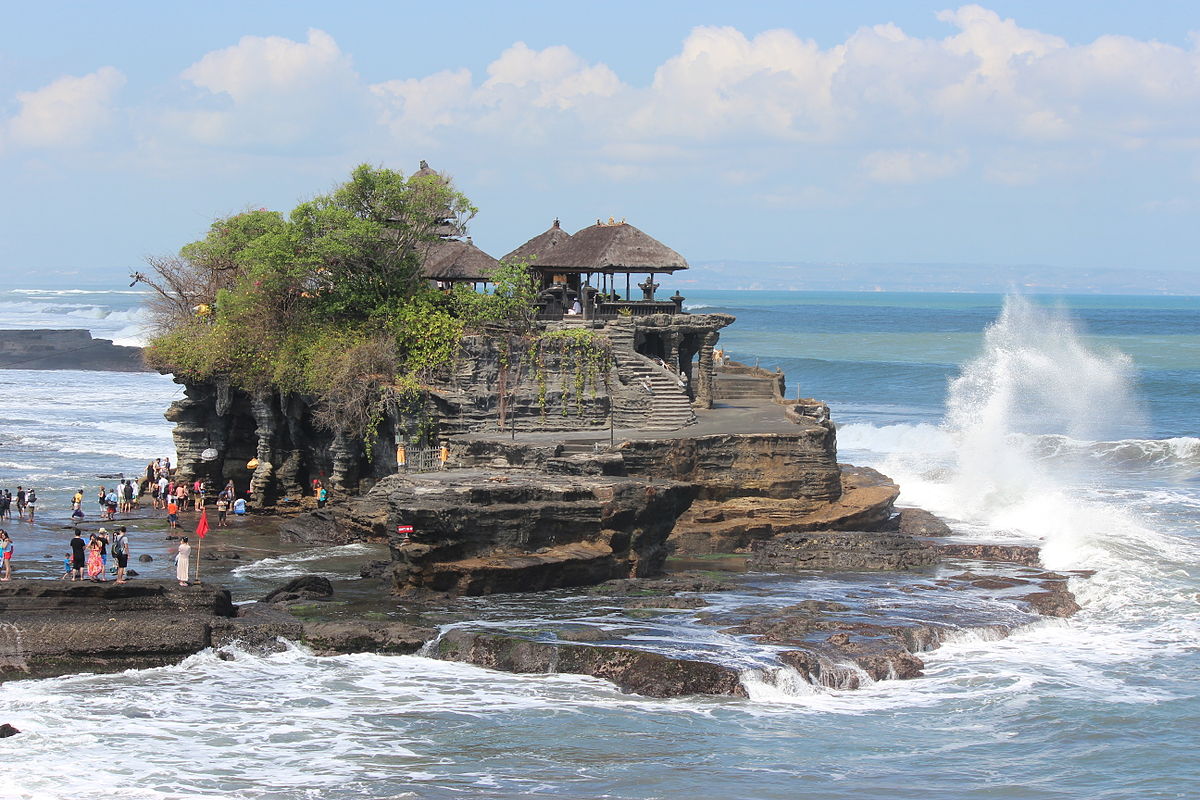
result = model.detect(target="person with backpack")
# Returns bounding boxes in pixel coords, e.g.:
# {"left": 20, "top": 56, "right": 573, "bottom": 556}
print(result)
{"left": 112, "top": 526, "right": 131, "bottom": 584}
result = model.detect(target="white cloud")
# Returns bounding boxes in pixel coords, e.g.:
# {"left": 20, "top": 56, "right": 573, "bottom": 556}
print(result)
{"left": 5, "top": 66, "right": 126, "bottom": 149}
{"left": 861, "top": 149, "right": 969, "bottom": 183}
{"left": 170, "top": 28, "right": 367, "bottom": 150}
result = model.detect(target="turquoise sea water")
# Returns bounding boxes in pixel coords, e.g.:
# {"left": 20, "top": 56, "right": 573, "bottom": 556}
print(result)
{"left": 0, "top": 288, "right": 1197, "bottom": 799}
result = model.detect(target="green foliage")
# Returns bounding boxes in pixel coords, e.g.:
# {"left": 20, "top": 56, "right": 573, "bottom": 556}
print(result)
{"left": 144, "top": 164, "right": 476, "bottom": 444}
{"left": 522, "top": 329, "right": 610, "bottom": 417}
{"left": 450, "top": 260, "right": 537, "bottom": 334}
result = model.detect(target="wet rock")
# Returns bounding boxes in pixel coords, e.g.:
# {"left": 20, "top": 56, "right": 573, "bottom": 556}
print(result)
{"left": 302, "top": 621, "right": 435, "bottom": 656}
{"left": 359, "top": 560, "right": 390, "bottom": 579}
{"left": 622, "top": 596, "right": 709, "bottom": 610}
{"left": 138, "top": 554, "right": 153, "bottom": 562}
{"left": 210, "top": 602, "right": 303, "bottom": 654}
{"left": 1020, "top": 583, "right": 1081, "bottom": 617}
{"left": 280, "top": 509, "right": 362, "bottom": 546}
{"left": 935, "top": 543, "right": 1041, "bottom": 566}
{"left": 434, "top": 628, "right": 747, "bottom": 698}
{"left": 591, "top": 574, "right": 736, "bottom": 596}
{"left": 0, "top": 723, "right": 18, "bottom": 738}
{"left": 0, "top": 580, "right": 236, "bottom": 682}
{"left": 895, "top": 507, "right": 953, "bottom": 537}
{"left": 261, "top": 576, "right": 334, "bottom": 604}
{"left": 750, "top": 530, "right": 937, "bottom": 571}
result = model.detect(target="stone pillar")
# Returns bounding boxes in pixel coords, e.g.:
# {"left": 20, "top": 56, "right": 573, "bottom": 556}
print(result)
{"left": 249, "top": 391, "right": 279, "bottom": 505}
{"left": 694, "top": 331, "right": 719, "bottom": 409}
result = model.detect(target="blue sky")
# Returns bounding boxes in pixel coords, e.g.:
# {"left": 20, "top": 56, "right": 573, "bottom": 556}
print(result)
{"left": 2, "top": 1, "right": 1198, "bottom": 285}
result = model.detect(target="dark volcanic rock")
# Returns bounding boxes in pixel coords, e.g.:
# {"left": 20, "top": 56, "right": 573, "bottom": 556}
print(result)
{"left": 750, "top": 530, "right": 938, "bottom": 571}
{"left": 0, "top": 329, "right": 147, "bottom": 372}
{"left": 434, "top": 628, "right": 747, "bottom": 698}
{"left": 0, "top": 580, "right": 237, "bottom": 681}
{"left": 1020, "top": 582, "right": 1081, "bottom": 617}
{"left": 0, "top": 723, "right": 18, "bottom": 738}
{"left": 895, "top": 507, "right": 953, "bottom": 537}
{"left": 302, "top": 621, "right": 436, "bottom": 655}
{"left": 935, "top": 543, "right": 1042, "bottom": 566}
{"left": 261, "top": 576, "right": 334, "bottom": 603}
{"left": 279, "top": 509, "right": 361, "bottom": 546}
{"left": 138, "top": 554, "right": 153, "bottom": 562}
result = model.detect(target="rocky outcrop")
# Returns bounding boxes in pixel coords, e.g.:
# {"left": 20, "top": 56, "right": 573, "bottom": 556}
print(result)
{"left": 750, "top": 530, "right": 939, "bottom": 571}
{"left": 301, "top": 621, "right": 436, "bottom": 656}
{"left": 349, "top": 470, "right": 694, "bottom": 595}
{"left": 433, "top": 628, "right": 747, "bottom": 698}
{"left": 667, "top": 465, "right": 898, "bottom": 555}
{"left": 166, "top": 381, "right": 385, "bottom": 503}
{"left": 0, "top": 581, "right": 237, "bottom": 680}
{"left": 0, "top": 329, "right": 148, "bottom": 372}
{"left": 325, "top": 413, "right": 872, "bottom": 596}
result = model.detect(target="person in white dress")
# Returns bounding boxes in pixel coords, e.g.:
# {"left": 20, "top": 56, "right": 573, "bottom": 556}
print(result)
{"left": 175, "top": 537, "right": 191, "bottom": 587}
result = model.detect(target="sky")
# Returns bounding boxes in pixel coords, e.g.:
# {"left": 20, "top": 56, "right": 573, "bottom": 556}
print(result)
{"left": 2, "top": 1, "right": 1199, "bottom": 287}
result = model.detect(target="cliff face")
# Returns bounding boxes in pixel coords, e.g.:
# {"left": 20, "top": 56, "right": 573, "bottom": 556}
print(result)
{"left": 325, "top": 405, "right": 896, "bottom": 597}
{"left": 166, "top": 381, "right": 383, "bottom": 501}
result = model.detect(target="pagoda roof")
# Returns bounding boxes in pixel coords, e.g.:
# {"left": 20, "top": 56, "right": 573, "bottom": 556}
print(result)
{"left": 502, "top": 219, "right": 574, "bottom": 264}
{"left": 419, "top": 238, "right": 499, "bottom": 283}
{"left": 526, "top": 220, "right": 688, "bottom": 273}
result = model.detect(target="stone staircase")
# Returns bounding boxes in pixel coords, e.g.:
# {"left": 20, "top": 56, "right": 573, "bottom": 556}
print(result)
{"left": 604, "top": 322, "right": 696, "bottom": 431}
{"left": 714, "top": 373, "right": 779, "bottom": 400}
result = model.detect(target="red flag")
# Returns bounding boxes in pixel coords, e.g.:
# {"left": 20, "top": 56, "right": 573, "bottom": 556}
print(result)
{"left": 196, "top": 506, "right": 210, "bottom": 539}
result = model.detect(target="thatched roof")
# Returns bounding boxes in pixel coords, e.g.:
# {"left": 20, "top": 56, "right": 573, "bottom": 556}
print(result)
{"left": 420, "top": 238, "right": 499, "bottom": 282}
{"left": 411, "top": 159, "right": 441, "bottom": 182}
{"left": 532, "top": 220, "right": 688, "bottom": 273}
{"left": 502, "top": 219, "right": 573, "bottom": 264}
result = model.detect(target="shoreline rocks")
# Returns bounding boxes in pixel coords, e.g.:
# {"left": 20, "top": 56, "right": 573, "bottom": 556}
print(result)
{"left": 0, "top": 329, "right": 147, "bottom": 372}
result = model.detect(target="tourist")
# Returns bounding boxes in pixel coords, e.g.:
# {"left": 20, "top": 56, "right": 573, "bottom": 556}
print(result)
{"left": 317, "top": 483, "right": 328, "bottom": 509}
{"left": 105, "top": 487, "right": 119, "bottom": 519}
{"left": 25, "top": 489, "right": 36, "bottom": 522}
{"left": 0, "top": 530, "right": 12, "bottom": 581}
{"left": 97, "top": 485, "right": 108, "bottom": 518}
{"left": 215, "top": 492, "right": 229, "bottom": 527}
{"left": 72, "top": 488, "right": 84, "bottom": 513}
{"left": 175, "top": 483, "right": 188, "bottom": 512}
{"left": 167, "top": 498, "right": 179, "bottom": 529}
{"left": 85, "top": 535, "right": 104, "bottom": 581}
{"left": 15, "top": 487, "right": 25, "bottom": 521}
{"left": 157, "top": 474, "right": 169, "bottom": 506}
{"left": 175, "top": 537, "right": 191, "bottom": 587}
{"left": 69, "top": 530, "right": 86, "bottom": 580}
{"left": 0, "top": 489, "right": 10, "bottom": 520}
{"left": 233, "top": 496, "right": 247, "bottom": 516}
{"left": 59, "top": 552, "right": 72, "bottom": 580}
{"left": 112, "top": 526, "right": 130, "bottom": 584}
{"left": 96, "top": 528, "right": 110, "bottom": 575}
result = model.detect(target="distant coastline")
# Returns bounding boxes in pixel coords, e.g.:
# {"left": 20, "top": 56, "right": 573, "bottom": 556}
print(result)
{"left": 678, "top": 261, "right": 1200, "bottom": 295}
{"left": 0, "top": 328, "right": 149, "bottom": 371}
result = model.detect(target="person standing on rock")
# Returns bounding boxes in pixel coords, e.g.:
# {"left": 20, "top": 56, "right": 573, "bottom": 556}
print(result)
{"left": 175, "top": 537, "right": 191, "bottom": 587}
{"left": 86, "top": 534, "right": 104, "bottom": 581}
{"left": 215, "top": 493, "right": 229, "bottom": 527}
{"left": 0, "top": 530, "right": 13, "bottom": 581}
{"left": 69, "top": 530, "right": 86, "bottom": 580}
{"left": 112, "top": 526, "right": 130, "bottom": 584}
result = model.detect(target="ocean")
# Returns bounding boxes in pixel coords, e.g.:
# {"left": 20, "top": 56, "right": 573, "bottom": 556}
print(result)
{"left": 0, "top": 287, "right": 1197, "bottom": 799}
